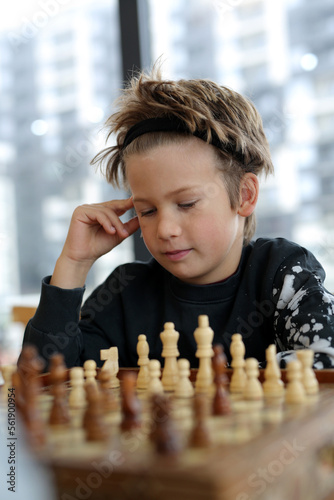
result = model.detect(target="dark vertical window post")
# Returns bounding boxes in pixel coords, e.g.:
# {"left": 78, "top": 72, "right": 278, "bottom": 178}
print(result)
{"left": 118, "top": 0, "right": 151, "bottom": 261}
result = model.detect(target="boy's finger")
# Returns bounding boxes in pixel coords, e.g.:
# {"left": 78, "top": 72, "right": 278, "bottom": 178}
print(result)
{"left": 105, "top": 197, "right": 135, "bottom": 216}
{"left": 123, "top": 216, "right": 140, "bottom": 236}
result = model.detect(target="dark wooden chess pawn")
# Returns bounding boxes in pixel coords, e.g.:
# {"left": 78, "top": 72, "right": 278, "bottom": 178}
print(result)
{"left": 16, "top": 345, "right": 46, "bottom": 448}
{"left": 17, "top": 344, "right": 46, "bottom": 381}
{"left": 84, "top": 384, "right": 109, "bottom": 441}
{"left": 23, "top": 375, "right": 46, "bottom": 448}
{"left": 48, "top": 353, "right": 70, "bottom": 426}
{"left": 97, "top": 369, "right": 118, "bottom": 413}
{"left": 150, "top": 393, "right": 181, "bottom": 456}
{"left": 212, "top": 344, "right": 231, "bottom": 416}
{"left": 189, "top": 394, "right": 211, "bottom": 448}
{"left": 16, "top": 344, "right": 45, "bottom": 414}
{"left": 120, "top": 372, "right": 141, "bottom": 431}
{"left": 11, "top": 371, "right": 24, "bottom": 414}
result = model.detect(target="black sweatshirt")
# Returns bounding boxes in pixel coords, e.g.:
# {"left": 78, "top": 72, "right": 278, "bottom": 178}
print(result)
{"left": 23, "top": 238, "right": 334, "bottom": 369}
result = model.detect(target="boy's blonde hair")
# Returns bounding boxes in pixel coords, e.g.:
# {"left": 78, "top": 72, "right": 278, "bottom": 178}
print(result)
{"left": 92, "top": 68, "right": 274, "bottom": 245}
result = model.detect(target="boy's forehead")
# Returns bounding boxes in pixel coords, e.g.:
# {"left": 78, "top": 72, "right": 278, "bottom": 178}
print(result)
{"left": 132, "top": 184, "right": 203, "bottom": 203}
{"left": 125, "top": 138, "right": 226, "bottom": 199}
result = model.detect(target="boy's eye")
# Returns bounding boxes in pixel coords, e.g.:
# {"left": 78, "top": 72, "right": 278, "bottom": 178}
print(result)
{"left": 140, "top": 208, "right": 156, "bottom": 217}
{"left": 178, "top": 200, "right": 198, "bottom": 209}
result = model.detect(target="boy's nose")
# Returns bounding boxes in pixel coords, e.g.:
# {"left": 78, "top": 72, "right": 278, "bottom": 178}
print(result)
{"left": 157, "top": 214, "right": 182, "bottom": 239}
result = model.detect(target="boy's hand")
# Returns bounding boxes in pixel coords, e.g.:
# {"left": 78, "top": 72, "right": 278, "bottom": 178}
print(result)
{"left": 50, "top": 197, "right": 139, "bottom": 288}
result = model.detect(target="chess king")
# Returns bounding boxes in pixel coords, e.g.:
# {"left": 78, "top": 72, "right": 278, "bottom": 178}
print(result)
{"left": 22, "top": 64, "right": 334, "bottom": 370}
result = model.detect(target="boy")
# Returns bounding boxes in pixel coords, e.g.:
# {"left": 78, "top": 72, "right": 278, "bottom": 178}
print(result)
{"left": 23, "top": 69, "right": 334, "bottom": 369}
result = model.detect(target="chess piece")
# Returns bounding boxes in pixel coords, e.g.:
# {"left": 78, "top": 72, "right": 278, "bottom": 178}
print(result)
{"left": 100, "top": 347, "right": 120, "bottom": 388}
{"left": 22, "top": 373, "right": 46, "bottom": 448}
{"left": 120, "top": 372, "right": 141, "bottom": 431}
{"left": 84, "top": 359, "right": 97, "bottom": 387}
{"left": 285, "top": 359, "right": 307, "bottom": 404}
{"left": 230, "top": 333, "right": 247, "bottom": 394}
{"left": 136, "top": 334, "right": 150, "bottom": 390}
{"left": 296, "top": 349, "right": 319, "bottom": 395}
{"left": 16, "top": 345, "right": 45, "bottom": 425}
{"left": 69, "top": 367, "right": 86, "bottom": 409}
{"left": 212, "top": 345, "right": 230, "bottom": 415}
{"left": 174, "top": 359, "right": 194, "bottom": 398}
{"left": 48, "top": 353, "right": 70, "bottom": 426}
{"left": 150, "top": 393, "right": 181, "bottom": 455}
{"left": 189, "top": 394, "right": 211, "bottom": 448}
{"left": 194, "top": 315, "right": 214, "bottom": 394}
{"left": 84, "top": 384, "right": 109, "bottom": 441}
{"left": 263, "top": 344, "right": 285, "bottom": 398}
{"left": 16, "top": 346, "right": 46, "bottom": 448}
{"left": 148, "top": 360, "right": 164, "bottom": 394}
{"left": 11, "top": 370, "right": 24, "bottom": 414}
{"left": 243, "top": 358, "right": 263, "bottom": 401}
{"left": 17, "top": 344, "right": 45, "bottom": 395}
{"left": 1, "top": 365, "right": 16, "bottom": 402}
{"left": 97, "top": 369, "right": 117, "bottom": 413}
{"left": 160, "top": 322, "right": 180, "bottom": 391}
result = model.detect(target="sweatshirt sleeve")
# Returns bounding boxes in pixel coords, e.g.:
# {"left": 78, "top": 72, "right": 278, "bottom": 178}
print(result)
{"left": 272, "top": 247, "right": 334, "bottom": 369}
{"left": 22, "top": 276, "right": 85, "bottom": 368}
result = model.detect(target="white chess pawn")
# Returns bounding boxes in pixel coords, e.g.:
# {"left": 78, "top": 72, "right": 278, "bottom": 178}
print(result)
{"left": 243, "top": 358, "right": 263, "bottom": 401}
{"left": 263, "top": 345, "right": 285, "bottom": 397}
{"left": 230, "top": 333, "right": 247, "bottom": 394}
{"left": 296, "top": 349, "right": 319, "bottom": 395}
{"left": 136, "top": 334, "right": 150, "bottom": 390}
{"left": 160, "top": 322, "right": 180, "bottom": 391}
{"left": 84, "top": 359, "right": 97, "bottom": 387}
{"left": 285, "top": 360, "right": 306, "bottom": 404}
{"left": 1, "top": 365, "right": 16, "bottom": 402}
{"left": 194, "top": 315, "right": 214, "bottom": 394}
{"left": 174, "top": 359, "right": 194, "bottom": 398}
{"left": 69, "top": 367, "right": 86, "bottom": 409}
{"left": 148, "top": 360, "right": 164, "bottom": 394}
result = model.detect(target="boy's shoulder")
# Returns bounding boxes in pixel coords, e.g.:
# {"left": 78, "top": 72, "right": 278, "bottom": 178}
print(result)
{"left": 245, "top": 237, "right": 324, "bottom": 277}
{"left": 248, "top": 237, "right": 311, "bottom": 260}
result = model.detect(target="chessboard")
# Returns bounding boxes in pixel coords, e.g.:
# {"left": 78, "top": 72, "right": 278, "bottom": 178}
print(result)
{"left": 2, "top": 318, "right": 334, "bottom": 500}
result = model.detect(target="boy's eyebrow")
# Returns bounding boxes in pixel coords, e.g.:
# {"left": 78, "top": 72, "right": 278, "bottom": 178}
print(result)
{"left": 132, "top": 186, "right": 202, "bottom": 203}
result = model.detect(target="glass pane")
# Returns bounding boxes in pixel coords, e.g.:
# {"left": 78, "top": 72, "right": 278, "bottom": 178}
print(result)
{"left": 0, "top": 0, "right": 133, "bottom": 363}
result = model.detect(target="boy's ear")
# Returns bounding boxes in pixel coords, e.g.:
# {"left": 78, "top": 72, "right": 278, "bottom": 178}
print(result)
{"left": 237, "top": 173, "right": 259, "bottom": 217}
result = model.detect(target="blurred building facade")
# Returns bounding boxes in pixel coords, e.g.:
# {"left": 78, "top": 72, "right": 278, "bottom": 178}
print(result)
{"left": 0, "top": 0, "right": 334, "bottom": 310}
{"left": 0, "top": 0, "right": 133, "bottom": 303}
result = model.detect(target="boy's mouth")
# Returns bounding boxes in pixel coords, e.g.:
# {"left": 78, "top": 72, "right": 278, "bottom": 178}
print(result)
{"left": 164, "top": 249, "right": 192, "bottom": 261}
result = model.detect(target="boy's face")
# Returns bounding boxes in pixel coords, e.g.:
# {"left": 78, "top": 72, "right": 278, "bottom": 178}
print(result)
{"left": 127, "top": 138, "right": 246, "bottom": 285}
